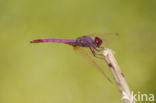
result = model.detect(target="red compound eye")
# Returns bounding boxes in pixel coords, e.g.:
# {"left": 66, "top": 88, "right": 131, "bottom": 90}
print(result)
{"left": 95, "top": 37, "right": 102, "bottom": 47}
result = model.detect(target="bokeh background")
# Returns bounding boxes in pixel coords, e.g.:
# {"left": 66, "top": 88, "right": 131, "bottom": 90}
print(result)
{"left": 0, "top": 0, "right": 156, "bottom": 103}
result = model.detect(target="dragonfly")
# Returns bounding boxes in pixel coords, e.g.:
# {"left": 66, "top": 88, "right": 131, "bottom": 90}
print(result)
{"left": 30, "top": 34, "right": 116, "bottom": 82}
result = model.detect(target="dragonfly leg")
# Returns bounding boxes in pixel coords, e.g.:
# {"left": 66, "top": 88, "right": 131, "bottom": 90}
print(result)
{"left": 94, "top": 53, "right": 105, "bottom": 59}
{"left": 89, "top": 46, "right": 96, "bottom": 56}
{"left": 92, "top": 45, "right": 104, "bottom": 52}
{"left": 95, "top": 47, "right": 104, "bottom": 52}
{"left": 99, "top": 46, "right": 104, "bottom": 50}
{"left": 89, "top": 46, "right": 105, "bottom": 59}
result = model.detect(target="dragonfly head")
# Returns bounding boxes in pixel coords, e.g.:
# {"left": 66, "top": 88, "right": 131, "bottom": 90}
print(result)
{"left": 94, "top": 37, "right": 103, "bottom": 47}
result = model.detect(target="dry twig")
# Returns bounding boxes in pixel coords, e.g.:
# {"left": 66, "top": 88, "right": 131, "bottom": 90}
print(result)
{"left": 103, "top": 48, "right": 135, "bottom": 103}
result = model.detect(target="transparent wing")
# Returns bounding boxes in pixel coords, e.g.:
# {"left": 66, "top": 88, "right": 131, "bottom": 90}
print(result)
{"left": 87, "top": 33, "right": 118, "bottom": 44}
{"left": 87, "top": 33, "right": 119, "bottom": 46}
{"left": 74, "top": 46, "right": 112, "bottom": 83}
{"left": 87, "top": 33, "right": 118, "bottom": 38}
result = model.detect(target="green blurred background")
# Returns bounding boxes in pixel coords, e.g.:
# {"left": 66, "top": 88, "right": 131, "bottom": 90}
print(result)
{"left": 0, "top": 0, "right": 156, "bottom": 103}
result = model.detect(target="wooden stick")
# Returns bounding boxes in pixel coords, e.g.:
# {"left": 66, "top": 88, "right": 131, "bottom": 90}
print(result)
{"left": 103, "top": 48, "right": 135, "bottom": 103}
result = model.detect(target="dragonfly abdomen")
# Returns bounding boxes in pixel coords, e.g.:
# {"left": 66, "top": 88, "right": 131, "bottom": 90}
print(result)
{"left": 31, "top": 39, "right": 61, "bottom": 43}
{"left": 30, "top": 39, "right": 76, "bottom": 45}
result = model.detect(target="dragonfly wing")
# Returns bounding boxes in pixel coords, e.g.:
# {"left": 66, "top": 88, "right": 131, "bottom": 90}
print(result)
{"left": 74, "top": 46, "right": 112, "bottom": 83}
{"left": 86, "top": 33, "right": 118, "bottom": 44}
{"left": 87, "top": 33, "right": 118, "bottom": 38}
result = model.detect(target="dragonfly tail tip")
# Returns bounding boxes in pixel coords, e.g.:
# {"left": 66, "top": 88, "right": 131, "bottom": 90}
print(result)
{"left": 30, "top": 41, "right": 34, "bottom": 43}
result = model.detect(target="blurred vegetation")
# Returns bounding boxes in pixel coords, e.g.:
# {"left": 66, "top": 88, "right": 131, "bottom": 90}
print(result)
{"left": 0, "top": 0, "right": 156, "bottom": 103}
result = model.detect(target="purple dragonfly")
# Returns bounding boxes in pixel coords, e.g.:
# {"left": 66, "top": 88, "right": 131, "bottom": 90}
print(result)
{"left": 31, "top": 36, "right": 104, "bottom": 57}
{"left": 30, "top": 34, "right": 115, "bottom": 82}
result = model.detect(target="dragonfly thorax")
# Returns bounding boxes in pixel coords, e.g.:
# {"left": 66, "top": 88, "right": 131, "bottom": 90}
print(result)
{"left": 74, "top": 36, "right": 94, "bottom": 47}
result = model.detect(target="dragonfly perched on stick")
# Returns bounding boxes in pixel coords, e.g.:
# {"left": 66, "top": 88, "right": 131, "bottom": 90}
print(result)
{"left": 30, "top": 34, "right": 117, "bottom": 82}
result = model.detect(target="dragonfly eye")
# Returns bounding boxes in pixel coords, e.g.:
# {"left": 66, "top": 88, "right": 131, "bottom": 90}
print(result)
{"left": 95, "top": 37, "right": 102, "bottom": 47}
